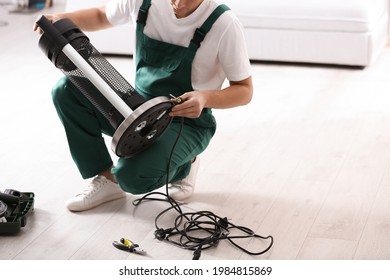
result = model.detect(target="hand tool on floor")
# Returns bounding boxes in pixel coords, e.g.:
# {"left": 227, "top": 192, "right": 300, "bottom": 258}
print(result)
{"left": 112, "top": 238, "right": 147, "bottom": 255}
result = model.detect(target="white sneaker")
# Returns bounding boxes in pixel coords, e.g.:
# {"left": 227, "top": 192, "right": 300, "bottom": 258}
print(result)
{"left": 66, "top": 175, "right": 126, "bottom": 212}
{"left": 169, "top": 157, "right": 200, "bottom": 200}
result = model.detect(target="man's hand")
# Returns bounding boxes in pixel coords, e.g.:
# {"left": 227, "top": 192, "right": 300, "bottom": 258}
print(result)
{"left": 33, "top": 7, "right": 111, "bottom": 34}
{"left": 33, "top": 14, "right": 61, "bottom": 34}
{"left": 169, "top": 91, "right": 208, "bottom": 118}
{"left": 168, "top": 76, "right": 253, "bottom": 118}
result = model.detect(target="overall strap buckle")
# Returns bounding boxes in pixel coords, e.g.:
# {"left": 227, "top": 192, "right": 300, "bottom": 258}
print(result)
{"left": 190, "top": 28, "right": 206, "bottom": 48}
{"left": 137, "top": 0, "right": 152, "bottom": 25}
{"left": 136, "top": 8, "right": 148, "bottom": 24}
{"left": 189, "top": 4, "right": 230, "bottom": 50}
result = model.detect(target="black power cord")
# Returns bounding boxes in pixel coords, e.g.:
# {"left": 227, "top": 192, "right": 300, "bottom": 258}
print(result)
{"left": 133, "top": 117, "right": 273, "bottom": 260}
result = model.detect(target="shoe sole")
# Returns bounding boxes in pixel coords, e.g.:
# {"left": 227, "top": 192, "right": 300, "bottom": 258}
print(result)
{"left": 67, "top": 193, "right": 126, "bottom": 212}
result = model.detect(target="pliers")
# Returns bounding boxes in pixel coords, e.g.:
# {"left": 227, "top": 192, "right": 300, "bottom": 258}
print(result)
{"left": 112, "top": 238, "right": 147, "bottom": 255}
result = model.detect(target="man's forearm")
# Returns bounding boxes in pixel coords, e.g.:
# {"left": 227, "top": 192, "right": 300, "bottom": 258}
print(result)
{"left": 54, "top": 7, "right": 112, "bottom": 32}
{"left": 204, "top": 76, "right": 253, "bottom": 109}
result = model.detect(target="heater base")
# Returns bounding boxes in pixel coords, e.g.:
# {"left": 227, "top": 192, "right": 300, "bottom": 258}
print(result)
{"left": 112, "top": 96, "right": 173, "bottom": 158}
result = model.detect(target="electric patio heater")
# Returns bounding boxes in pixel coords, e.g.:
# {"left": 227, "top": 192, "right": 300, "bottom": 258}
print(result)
{"left": 36, "top": 16, "right": 173, "bottom": 158}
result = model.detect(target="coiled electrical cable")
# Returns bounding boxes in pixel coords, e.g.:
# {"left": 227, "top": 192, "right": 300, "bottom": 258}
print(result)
{"left": 133, "top": 117, "right": 273, "bottom": 260}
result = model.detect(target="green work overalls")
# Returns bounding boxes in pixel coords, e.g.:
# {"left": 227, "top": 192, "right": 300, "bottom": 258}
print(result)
{"left": 51, "top": 0, "right": 228, "bottom": 194}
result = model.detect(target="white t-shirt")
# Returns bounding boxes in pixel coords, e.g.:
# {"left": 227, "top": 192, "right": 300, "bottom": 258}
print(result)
{"left": 106, "top": 0, "right": 251, "bottom": 91}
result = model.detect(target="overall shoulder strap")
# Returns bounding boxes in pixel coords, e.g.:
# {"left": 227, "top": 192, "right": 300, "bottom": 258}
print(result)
{"left": 190, "top": 4, "right": 231, "bottom": 50}
{"left": 136, "top": 0, "right": 152, "bottom": 25}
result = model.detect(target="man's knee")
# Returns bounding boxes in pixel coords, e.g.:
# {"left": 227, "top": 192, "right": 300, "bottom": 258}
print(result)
{"left": 51, "top": 77, "right": 74, "bottom": 107}
{"left": 112, "top": 162, "right": 164, "bottom": 195}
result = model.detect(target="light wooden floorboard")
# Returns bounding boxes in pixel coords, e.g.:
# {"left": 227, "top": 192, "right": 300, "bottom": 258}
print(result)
{"left": 1, "top": 4, "right": 390, "bottom": 260}
{"left": 354, "top": 172, "right": 390, "bottom": 259}
{"left": 297, "top": 237, "right": 358, "bottom": 260}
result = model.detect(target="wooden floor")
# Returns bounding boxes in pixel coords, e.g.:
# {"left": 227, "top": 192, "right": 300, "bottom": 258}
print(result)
{"left": 1, "top": 4, "right": 390, "bottom": 260}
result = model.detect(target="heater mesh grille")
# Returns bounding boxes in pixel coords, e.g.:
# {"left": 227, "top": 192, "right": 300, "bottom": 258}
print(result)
{"left": 55, "top": 37, "right": 143, "bottom": 128}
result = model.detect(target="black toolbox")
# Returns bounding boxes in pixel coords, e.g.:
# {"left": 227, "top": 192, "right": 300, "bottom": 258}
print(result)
{"left": 0, "top": 191, "right": 35, "bottom": 234}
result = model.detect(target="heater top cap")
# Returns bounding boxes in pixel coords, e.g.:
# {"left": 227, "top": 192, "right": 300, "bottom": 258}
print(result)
{"left": 37, "top": 16, "right": 88, "bottom": 63}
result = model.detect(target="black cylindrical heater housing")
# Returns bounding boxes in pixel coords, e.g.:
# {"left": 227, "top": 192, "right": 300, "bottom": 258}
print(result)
{"left": 38, "top": 17, "right": 145, "bottom": 129}
{"left": 36, "top": 16, "right": 173, "bottom": 158}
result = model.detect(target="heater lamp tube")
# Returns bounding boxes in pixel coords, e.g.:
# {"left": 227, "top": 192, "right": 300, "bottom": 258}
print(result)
{"left": 61, "top": 44, "right": 133, "bottom": 118}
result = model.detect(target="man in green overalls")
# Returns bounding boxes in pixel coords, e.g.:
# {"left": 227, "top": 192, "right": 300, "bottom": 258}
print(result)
{"left": 34, "top": 0, "right": 253, "bottom": 212}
